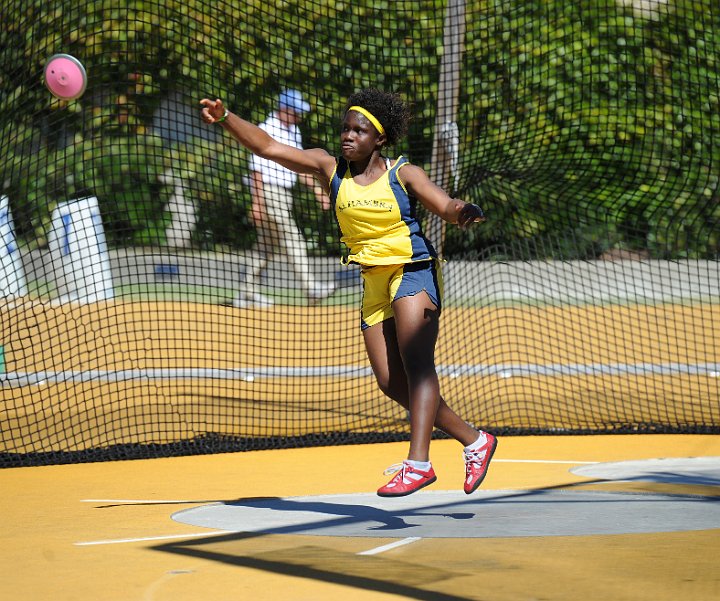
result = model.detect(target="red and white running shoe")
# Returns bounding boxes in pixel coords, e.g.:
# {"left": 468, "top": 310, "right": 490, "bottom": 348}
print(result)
{"left": 463, "top": 433, "right": 498, "bottom": 494}
{"left": 377, "top": 461, "right": 437, "bottom": 497}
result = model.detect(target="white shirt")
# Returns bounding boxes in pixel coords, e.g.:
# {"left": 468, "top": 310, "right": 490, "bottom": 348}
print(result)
{"left": 249, "top": 113, "right": 303, "bottom": 189}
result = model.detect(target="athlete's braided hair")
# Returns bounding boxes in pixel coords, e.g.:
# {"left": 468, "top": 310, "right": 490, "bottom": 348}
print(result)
{"left": 345, "top": 88, "right": 411, "bottom": 147}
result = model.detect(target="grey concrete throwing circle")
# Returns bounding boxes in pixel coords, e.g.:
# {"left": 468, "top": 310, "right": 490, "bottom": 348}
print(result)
{"left": 172, "top": 487, "right": 720, "bottom": 539}
{"left": 569, "top": 456, "right": 720, "bottom": 486}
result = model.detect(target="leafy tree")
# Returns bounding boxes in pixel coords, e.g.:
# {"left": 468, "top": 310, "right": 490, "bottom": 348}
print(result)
{"left": 0, "top": 0, "right": 718, "bottom": 258}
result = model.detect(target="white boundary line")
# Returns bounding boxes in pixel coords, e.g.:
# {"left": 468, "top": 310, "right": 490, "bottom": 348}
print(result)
{"left": 494, "top": 459, "right": 598, "bottom": 464}
{"left": 74, "top": 530, "right": 230, "bottom": 546}
{"left": 357, "top": 537, "right": 422, "bottom": 556}
{"left": 75, "top": 531, "right": 425, "bottom": 552}
{"left": 80, "top": 499, "right": 208, "bottom": 504}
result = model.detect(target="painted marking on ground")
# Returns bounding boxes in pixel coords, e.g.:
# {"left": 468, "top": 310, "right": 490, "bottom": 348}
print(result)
{"left": 74, "top": 530, "right": 230, "bottom": 546}
{"left": 81, "top": 499, "right": 210, "bottom": 504}
{"left": 357, "top": 537, "right": 423, "bottom": 556}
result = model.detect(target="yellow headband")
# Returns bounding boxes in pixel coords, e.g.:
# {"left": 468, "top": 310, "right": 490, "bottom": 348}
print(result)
{"left": 348, "top": 106, "right": 385, "bottom": 135}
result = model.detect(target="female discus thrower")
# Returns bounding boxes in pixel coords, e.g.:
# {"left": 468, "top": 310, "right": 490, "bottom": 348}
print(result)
{"left": 201, "top": 89, "right": 496, "bottom": 497}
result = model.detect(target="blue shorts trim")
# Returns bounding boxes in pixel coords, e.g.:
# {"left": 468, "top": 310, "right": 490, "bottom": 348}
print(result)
{"left": 394, "top": 260, "right": 442, "bottom": 309}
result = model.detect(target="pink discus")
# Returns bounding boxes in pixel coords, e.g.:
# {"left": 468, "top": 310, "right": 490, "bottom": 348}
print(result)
{"left": 44, "top": 54, "right": 87, "bottom": 100}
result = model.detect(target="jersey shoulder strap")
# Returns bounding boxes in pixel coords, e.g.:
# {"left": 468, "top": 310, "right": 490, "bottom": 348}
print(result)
{"left": 329, "top": 157, "right": 349, "bottom": 202}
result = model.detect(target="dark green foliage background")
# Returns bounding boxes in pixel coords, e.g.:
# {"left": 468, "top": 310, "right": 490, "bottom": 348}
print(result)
{"left": 1, "top": 0, "right": 718, "bottom": 257}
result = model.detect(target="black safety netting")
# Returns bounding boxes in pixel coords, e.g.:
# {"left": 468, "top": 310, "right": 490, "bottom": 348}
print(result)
{"left": 1, "top": 0, "right": 718, "bottom": 467}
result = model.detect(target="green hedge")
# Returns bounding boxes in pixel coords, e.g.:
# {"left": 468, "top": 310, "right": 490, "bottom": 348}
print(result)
{"left": 0, "top": 0, "right": 718, "bottom": 258}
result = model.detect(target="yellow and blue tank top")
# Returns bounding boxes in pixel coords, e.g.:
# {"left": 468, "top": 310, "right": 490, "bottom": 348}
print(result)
{"left": 330, "top": 156, "right": 437, "bottom": 266}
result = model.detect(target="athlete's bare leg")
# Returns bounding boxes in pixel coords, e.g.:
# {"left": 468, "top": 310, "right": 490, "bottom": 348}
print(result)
{"left": 362, "top": 291, "right": 479, "bottom": 462}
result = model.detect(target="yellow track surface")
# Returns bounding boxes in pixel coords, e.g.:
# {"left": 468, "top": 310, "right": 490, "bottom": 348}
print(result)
{"left": 2, "top": 434, "right": 719, "bottom": 601}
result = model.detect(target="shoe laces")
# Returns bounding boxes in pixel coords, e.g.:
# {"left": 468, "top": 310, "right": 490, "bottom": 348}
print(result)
{"left": 464, "top": 448, "right": 487, "bottom": 468}
{"left": 383, "top": 462, "right": 405, "bottom": 476}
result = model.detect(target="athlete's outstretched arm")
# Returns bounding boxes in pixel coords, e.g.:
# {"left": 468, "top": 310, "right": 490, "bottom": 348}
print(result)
{"left": 200, "top": 98, "right": 335, "bottom": 186}
{"left": 398, "top": 164, "right": 485, "bottom": 228}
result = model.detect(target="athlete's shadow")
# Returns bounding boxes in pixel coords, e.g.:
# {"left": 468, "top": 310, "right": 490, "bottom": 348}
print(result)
{"left": 154, "top": 494, "right": 481, "bottom": 601}
{"left": 221, "top": 495, "right": 474, "bottom": 533}
{"left": 151, "top": 478, "right": 713, "bottom": 601}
